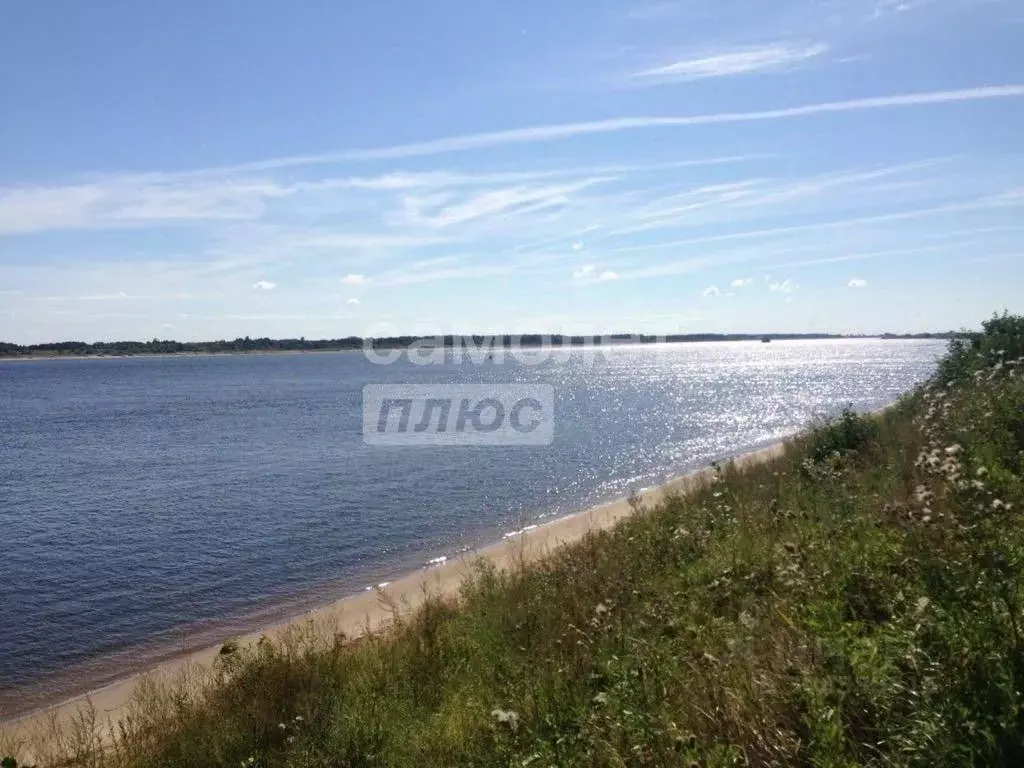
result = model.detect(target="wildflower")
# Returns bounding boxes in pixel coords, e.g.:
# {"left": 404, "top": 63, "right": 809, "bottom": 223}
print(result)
{"left": 915, "top": 596, "right": 931, "bottom": 614}
{"left": 491, "top": 708, "right": 520, "bottom": 731}
{"left": 945, "top": 444, "right": 962, "bottom": 456}
{"left": 976, "top": 466, "right": 989, "bottom": 477}
{"left": 593, "top": 692, "right": 609, "bottom": 705}
{"left": 595, "top": 602, "right": 610, "bottom": 616}
{"left": 992, "top": 499, "right": 1007, "bottom": 511}
{"left": 278, "top": 722, "right": 287, "bottom": 730}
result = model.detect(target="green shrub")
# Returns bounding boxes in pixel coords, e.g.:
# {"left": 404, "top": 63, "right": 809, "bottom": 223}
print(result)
{"left": 936, "top": 311, "right": 1024, "bottom": 384}
{"left": 805, "top": 406, "right": 880, "bottom": 463}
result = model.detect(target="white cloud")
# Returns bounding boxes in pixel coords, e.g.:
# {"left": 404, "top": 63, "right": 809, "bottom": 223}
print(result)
{"left": 634, "top": 42, "right": 828, "bottom": 81}
{"left": 731, "top": 277, "right": 754, "bottom": 287}
{"left": 848, "top": 278, "right": 868, "bottom": 288}
{"left": 598, "top": 270, "right": 619, "bottom": 282}
{"left": 702, "top": 285, "right": 721, "bottom": 297}
{"left": 346, "top": 298, "right": 361, "bottom": 304}
{"left": 572, "top": 241, "right": 584, "bottom": 251}
{"left": 769, "top": 279, "right": 797, "bottom": 293}
{"left": 341, "top": 274, "right": 368, "bottom": 285}
{"left": 252, "top": 280, "right": 276, "bottom": 291}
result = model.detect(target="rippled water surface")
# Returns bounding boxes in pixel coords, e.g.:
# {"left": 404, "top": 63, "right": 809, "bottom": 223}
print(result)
{"left": 0, "top": 340, "right": 944, "bottom": 716}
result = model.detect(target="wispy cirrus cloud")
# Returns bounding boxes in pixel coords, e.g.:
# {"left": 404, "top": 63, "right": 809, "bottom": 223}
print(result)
{"left": 625, "top": 1, "right": 681, "bottom": 20}
{"left": 869, "top": 0, "right": 936, "bottom": 19}
{"left": 1, "top": 86, "right": 1014, "bottom": 242}
{"left": 4, "top": 85, "right": 1022, "bottom": 343}
{"left": 404, "top": 179, "right": 610, "bottom": 229}
{"left": 373, "top": 262, "right": 520, "bottom": 287}
{"left": 338, "top": 86, "right": 1024, "bottom": 161}
{"left": 599, "top": 192, "right": 1024, "bottom": 255}
{"left": 0, "top": 178, "right": 297, "bottom": 235}
{"left": 632, "top": 42, "right": 829, "bottom": 82}
{"left": 67, "top": 85, "right": 1020, "bottom": 177}
{"left": 572, "top": 265, "right": 620, "bottom": 283}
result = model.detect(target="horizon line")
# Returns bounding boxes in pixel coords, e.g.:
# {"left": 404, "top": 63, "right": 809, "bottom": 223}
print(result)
{"left": 1, "top": 331, "right": 961, "bottom": 350}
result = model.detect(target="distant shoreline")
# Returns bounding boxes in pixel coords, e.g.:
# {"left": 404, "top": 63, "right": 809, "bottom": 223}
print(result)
{"left": 0, "top": 333, "right": 954, "bottom": 362}
{"left": 0, "top": 347, "right": 366, "bottom": 362}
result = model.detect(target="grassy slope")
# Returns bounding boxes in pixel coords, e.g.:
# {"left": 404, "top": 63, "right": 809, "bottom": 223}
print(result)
{"left": 6, "top": 316, "right": 1024, "bottom": 768}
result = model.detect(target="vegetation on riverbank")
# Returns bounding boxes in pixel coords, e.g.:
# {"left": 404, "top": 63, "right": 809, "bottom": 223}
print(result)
{"left": 4, "top": 315, "right": 1023, "bottom": 767}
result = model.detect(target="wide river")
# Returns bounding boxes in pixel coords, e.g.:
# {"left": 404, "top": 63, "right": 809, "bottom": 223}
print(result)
{"left": 0, "top": 339, "right": 944, "bottom": 718}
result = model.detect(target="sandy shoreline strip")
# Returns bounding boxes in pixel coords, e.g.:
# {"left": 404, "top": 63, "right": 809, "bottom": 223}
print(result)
{"left": 1, "top": 440, "right": 787, "bottom": 758}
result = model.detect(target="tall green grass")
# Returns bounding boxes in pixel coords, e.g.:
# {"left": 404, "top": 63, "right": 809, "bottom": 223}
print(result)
{"left": 5, "top": 316, "right": 1024, "bottom": 767}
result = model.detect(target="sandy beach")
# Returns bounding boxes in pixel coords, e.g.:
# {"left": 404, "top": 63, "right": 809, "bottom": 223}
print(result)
{"left": 1, "top": 440, "right": 787, "bottom": 760}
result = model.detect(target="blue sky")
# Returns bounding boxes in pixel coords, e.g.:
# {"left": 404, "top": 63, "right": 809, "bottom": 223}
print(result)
{"left": 1, "top": 0, "right": 1022, "bottom": 343}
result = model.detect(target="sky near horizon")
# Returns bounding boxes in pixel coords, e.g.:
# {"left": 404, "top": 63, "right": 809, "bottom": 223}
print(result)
{"left": 1, "top": 0, "right": 1023, "bottom": 343}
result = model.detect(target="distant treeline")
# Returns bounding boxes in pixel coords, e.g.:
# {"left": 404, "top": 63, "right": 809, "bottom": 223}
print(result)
{"left": 0, "top": 332, "right": 956, "bottom": 358}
